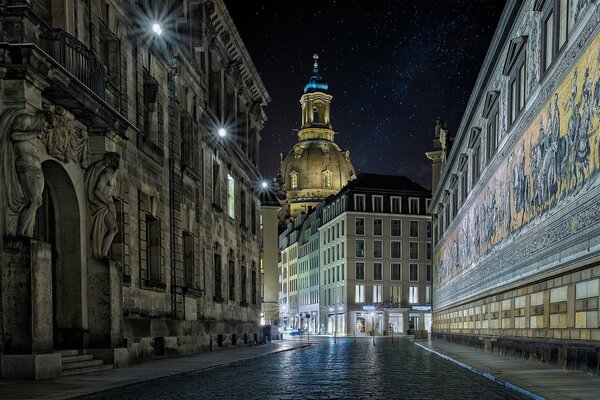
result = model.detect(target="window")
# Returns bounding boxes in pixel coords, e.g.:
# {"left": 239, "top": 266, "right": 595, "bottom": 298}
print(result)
{"left": 355, "top": 240, "right": 365, "bottom": 257}
{"left": 391, "top": 197, "right": 401, "bottom": 213}
{"left": 409, "top": 264, "right": 419, "bottom": 281}
{"left": 451, "top": 187, "right": 458, "bottom": 218}
{"left": 227, "top": 174, "right": 235, "bottom": 219}
{"left": 391, "top": 220, "right": 402, "bottom": 236}
{"left": 502, "top": 37, "right": 527, "bottom": 125}
{"left": 540, "top": 0, "right": 568, "bottom": 72}
{"left": 146, "top": 215, "right": 161, "bottom": 283}
{"left": 391, "top": 263, "right": 401, "bottom": 280}
{"left": 251, "top": 199, "right": 257, "bottom": 234}
{"left": 486, "top": 105, "right": 499, "bottom": 161}
{"left": 99, "top": 24, "right": 120, "bottom": 89}
{"left": 409, "top": 242, "right": 419, "bottom": 260}
{"left": 373, "top": 285, "right": 383, "bottom": 303}
{"left": 355, "top": 194, "right": 365, "bottom": 211}
{"left": 372, "top": 195, "right": 383, "bottom": 212}
{"left": 373, "top": 219, "right": 383, "bottom": 236}
{"left": 212, "top": 161, "right": 221, "bottom": 206}
{"left": 426, "top": 265, "right": 432, "bottom": 282}
{"left": 355, "top": 262, "right": 365, "bottom": 280}
{"left": 290, "top": 171, "right": 299, "bottom": 189}
{"left": 229, "top": 258, "right": 236, "bottom": 300}
{"left": 373, "top": 240, "right": 383, "bottom": 258}
{"left": 427, "top": 243, "right": 432, "bottom": 260}
{"left": 341, "top": 220, "right": 345, "bottom": 236}
{"left": 214, "top": 250, "right": 222, "bottom": 300}
{"left": 391, "top": 241, "right": 401, "bottom": 259}
{"left": 461, "top": 165, "right": 469, "bottom": 203}
{"left": 355, "top": 284, "right": 365, "bottom": 303}
{"left": 390, "top": 285, "right": 401, "bottom": 303}
{"left": 183, "top": 232, "right": 194, "bottom": 288}
{"left": 409, "top": 198, "right": 419, "bottom": 214}
{"left": 143, "top": 72, "right": 159, "bottom": 141}
{"left": 472, "top": 144, "right": 481, "bottom": 185}
{"left": 409, "top": 221, "right": 419, "bottom": 237}
{"left": 426, "top": 222, "right": 432, "bottom": 239}
{"left": 426, "top": 286, "right": 431, "bottom": 305}
{"left": 322, "top": 170, "right": 332, "bottom": 188}
{"left": 373, "top": 262, "right": 383, "bottom": 281}
{"left": 241, "top": 190, "right": 247, "bottom": 227}
{"left": 355, "top": 217, "right": 365, "bottom": 235}
{"left": 252, "top": 267, "right": 257, "bottom": 304}
{"left": 409, "top": 286, "right": 419, "bottom": 304}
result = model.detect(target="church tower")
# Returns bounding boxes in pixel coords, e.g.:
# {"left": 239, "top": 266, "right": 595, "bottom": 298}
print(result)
{"left": 280, "top": 54, "right": 356, "bottom": 219}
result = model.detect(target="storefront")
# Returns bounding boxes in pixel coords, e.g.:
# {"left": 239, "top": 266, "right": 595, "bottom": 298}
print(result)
{"left": 353, "top": 305, "right": 384, "bottom": 335}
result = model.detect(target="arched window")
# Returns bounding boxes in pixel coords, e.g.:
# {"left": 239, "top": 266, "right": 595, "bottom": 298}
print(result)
{"left": 290, "top": 171, "right": 299, "bottom": 189}
{"left": 322, "top": 170, "right": 332, "bottom": 188}
{"left": 313, "top": 107, "right": 320, "bottom": 123}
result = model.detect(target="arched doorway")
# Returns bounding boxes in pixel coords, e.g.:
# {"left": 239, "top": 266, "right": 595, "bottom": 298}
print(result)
{"left": 34, "top": 160, "right": 84, "bottom": 349}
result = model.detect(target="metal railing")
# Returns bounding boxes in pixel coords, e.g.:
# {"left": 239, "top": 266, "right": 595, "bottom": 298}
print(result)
{"left": 40, "top": 28, "right": 106, "bottom": 98}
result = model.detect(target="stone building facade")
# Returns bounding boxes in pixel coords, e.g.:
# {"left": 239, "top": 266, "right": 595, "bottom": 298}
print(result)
{"left": 428, "top": 0, "right": 600, "bottom": 374}
{"left": 278, "top": 173, "right": 432, "bottom": 336}
{"left": 0, "top": 0, "right": 269, "bottom": 379}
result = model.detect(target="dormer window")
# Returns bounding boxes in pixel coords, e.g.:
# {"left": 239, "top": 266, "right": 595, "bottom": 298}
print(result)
{"left": 503, "top": 37, "right": 528, "bottom": 126}
{"left": 290, "top": 171, "right": 299, "bottom": 189}
{"left": 469, "top": 128, "right": 482, "bottom": 186}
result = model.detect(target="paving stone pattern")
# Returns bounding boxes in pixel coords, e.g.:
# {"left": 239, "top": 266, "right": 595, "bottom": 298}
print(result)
{"left": 87, "top": 338, "right": 529, "bottom": 400}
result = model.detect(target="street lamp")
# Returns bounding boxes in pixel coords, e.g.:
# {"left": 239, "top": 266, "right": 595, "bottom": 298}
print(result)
{"left": 218, "top": 128, "right": 227, "bottom": 138}
{"left": 152, "top": 23, "right": 162, "bottom": 36}
{"left": 261, "top": 181, "right": 269, "bottom": 189}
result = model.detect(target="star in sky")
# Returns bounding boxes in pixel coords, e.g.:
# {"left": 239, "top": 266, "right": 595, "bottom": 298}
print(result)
{"left": 224, "top": 0, "right": 506, "bottom": 188}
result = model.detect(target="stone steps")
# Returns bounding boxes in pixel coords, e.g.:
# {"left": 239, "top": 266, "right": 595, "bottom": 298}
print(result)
{"left": 61, "top": 363, "right": 114, "bottom": 376}
{"left": 62, "top": 354, "right": 94, "bottom": 364}
{"left": 57, "top": 349, "right": 113, "bottom": 376}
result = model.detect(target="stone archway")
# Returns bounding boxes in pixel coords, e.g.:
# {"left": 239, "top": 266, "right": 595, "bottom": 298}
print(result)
{"left": 39, "top": 160, "right": 85, "bottom": 349}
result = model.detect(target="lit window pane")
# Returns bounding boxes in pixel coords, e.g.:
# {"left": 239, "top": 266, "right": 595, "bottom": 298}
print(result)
{"left": 559, "top": 0, "right": 568, "bottom": 48}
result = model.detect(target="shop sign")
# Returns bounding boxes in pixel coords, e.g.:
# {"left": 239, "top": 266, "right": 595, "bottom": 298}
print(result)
{"left": 411, "top": 305, "right": 431, "bottom": 311}
{"left": 362, "top": 305, "right": 376, "bottom": 311}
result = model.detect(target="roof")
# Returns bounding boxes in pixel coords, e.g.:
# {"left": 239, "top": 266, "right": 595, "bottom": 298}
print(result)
{"left": 343, "top": 173, "right": 431, "bottom": 195}
{"left": 304, "top": 54, "right": 329, "bottom": 93}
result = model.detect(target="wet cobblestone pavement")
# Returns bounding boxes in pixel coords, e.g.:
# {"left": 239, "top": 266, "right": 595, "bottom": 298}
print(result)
{"left": 88, "top": 338, "right": 530, "bottom": 399}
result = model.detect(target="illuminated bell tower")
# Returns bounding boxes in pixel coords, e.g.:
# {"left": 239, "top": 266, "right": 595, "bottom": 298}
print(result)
{"left": 280, "top": 54, "right": 356, "bottom": 219}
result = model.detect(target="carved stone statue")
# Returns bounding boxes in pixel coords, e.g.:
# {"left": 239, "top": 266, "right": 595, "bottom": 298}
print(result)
{"left": 42, "top": 106, "right": 88, "bottom": 164}
{"left": 0, "top": 108, "right": 54, "bottom": 244}
{"left": 85, "top": 152, "right": 120, "bottom": 260}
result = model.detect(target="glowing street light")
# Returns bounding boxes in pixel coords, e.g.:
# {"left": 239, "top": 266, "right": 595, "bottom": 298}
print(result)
{"left": 261, "top": 181, "right": 268, "bottom": 189}
{"left": 218, "top": 128, "right": 227, "bottom": 137}
{"left": 152, "top": 23, "right": 162, "bottom": 36}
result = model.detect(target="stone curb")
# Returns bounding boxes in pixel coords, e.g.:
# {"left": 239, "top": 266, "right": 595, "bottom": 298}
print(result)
{"left": 66, "top": 343, "right": 314, "bottom": 400}
{"left": 412, "top": 341, "right": 544, "bottom": 400}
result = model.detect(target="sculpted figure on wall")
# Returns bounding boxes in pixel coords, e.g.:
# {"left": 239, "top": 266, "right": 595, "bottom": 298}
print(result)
{"left": 0, "top": 109, "right": 54, "bottom": 246}
{"left": 85, "top": 152, "right": 120, "bottom": 260}
{"left": 42, "top": 106, "right": 88, "bottom": 164}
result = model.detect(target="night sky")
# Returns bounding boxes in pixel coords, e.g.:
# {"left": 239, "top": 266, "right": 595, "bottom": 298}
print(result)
{"left": 223, "top": 0, "right": 507, "bottom": 189}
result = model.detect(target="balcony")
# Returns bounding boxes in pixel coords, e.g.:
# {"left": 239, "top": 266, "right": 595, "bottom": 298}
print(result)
{"left": 0, "top": 4, "right": 132, "bottom": 137}
{"left": 40, "top": 28, "right": 106, "bottom": 99}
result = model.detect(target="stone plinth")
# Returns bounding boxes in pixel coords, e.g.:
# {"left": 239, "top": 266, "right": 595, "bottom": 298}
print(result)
{"left": 87, "top": 259, "right": 123, "bottom": 348}
{"left": 1, "top": 240, "right": 53, "bottom": 354}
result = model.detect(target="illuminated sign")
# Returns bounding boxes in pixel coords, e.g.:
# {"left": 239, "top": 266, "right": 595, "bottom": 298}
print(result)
{"left": 362, "top": 305, "right": 376, "bottom": 311}
{"left": 411, "top": 306, "right": 431, "bottom": 311}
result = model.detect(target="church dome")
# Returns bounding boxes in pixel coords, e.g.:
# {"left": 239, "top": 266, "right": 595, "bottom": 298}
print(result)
{"left": 280, "top": 54, "right": 355, "bottom": 217}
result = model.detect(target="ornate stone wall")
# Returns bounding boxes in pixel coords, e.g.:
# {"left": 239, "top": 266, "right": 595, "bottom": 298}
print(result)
{"left": 0, "top": 0, "right": 269, "bottom": 372}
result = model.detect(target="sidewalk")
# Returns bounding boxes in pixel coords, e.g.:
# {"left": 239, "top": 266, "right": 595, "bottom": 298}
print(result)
{"left": 0, "top": 341, "right": 311, "bottom": 400}
{"left": 414, "top": 339, "right": 600, "bottom": 400}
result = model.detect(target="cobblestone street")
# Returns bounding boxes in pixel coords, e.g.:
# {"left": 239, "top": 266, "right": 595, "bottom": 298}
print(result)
{"left": 87, "top": 338, "right": 529, "bottom": 400}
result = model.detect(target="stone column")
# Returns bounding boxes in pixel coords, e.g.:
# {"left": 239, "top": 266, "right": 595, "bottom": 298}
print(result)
{"left": 0, "top": 241, "right": 62, "bottom": 379}
{"left": 87, "top": 259, "right": 123, "bottom": 348}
